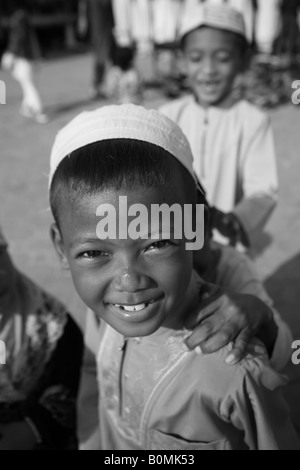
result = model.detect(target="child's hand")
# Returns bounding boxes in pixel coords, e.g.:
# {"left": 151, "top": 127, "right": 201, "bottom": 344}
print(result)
{"left": 184, "top": 283, "right": 278, "bottom": 365}
{"left": 0, "top": 421, "right": 38, "bottom": 450}
{"left": 211, "top": 208, "right": 250, "bottom": 248}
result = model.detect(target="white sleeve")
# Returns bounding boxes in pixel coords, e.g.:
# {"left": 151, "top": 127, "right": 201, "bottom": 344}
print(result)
{"left": 234, "top": 115, "right": 278, "bottom": 235}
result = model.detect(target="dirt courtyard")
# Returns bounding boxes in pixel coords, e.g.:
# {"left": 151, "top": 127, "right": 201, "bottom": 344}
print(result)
{"left": 1, "top": 52, "right": 300, "bottom": 430}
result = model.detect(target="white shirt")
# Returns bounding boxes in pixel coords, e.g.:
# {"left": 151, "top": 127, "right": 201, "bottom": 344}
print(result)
{"left": 159, "top": 96, "right": 278, "bottom": 239}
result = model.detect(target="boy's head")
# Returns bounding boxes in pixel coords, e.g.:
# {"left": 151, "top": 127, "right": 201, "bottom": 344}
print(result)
{"left": 179, "top": 3, "right": 249, "bottom": 108}
{"left": 49, "top": 104, "right": 208, "bottom": 338}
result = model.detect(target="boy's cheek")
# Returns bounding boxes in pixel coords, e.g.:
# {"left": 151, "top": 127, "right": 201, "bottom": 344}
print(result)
{"left": 71, "top": 272, "right": 105, "bottom": 306}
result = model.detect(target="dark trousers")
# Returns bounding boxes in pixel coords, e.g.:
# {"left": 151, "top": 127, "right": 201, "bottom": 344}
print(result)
{"left": 88, "top": 0, "right": 115, "bottom": 88}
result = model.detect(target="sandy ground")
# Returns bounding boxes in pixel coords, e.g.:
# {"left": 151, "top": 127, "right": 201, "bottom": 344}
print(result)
{"left": 1, "top": 52, "right": 300, "bottom": 432}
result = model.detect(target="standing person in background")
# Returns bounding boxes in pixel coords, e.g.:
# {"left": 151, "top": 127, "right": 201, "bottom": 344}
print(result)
{"left": 255, "top": 0, "right": 281, "bottom": 59}
{"left": 112, "top": 0, "right": 156, "bottom": 87}
{"left": 274, "top": 0, "right": 300, "bottom": 66}
{"left": 1, "top": 9, "right": 48, "bottom": 124}
{"left": 84, "top": 0, "right": 115, "bottom": 99}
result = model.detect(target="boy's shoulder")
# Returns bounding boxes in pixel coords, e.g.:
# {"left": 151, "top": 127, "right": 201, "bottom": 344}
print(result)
{"left": 187, "top": 338, "right": 287, "bottom": 397}
{"left": 233, "top": 100, "right": 270, "bottom": 126}
{"left": 158, "top": 95, "right": 195, "bottom": 118}
{"left": 212, "top": 241, "right": 256, "bottom": 276}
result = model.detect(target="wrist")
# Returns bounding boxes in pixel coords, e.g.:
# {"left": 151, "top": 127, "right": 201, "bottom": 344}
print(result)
{"left": 229, "top": 213, "right": 250, "bottom": 248}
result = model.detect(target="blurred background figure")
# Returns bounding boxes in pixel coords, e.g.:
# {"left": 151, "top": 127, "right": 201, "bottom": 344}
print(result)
{"left": 79, "top": 0, "right": 115, "bottom": 99}
{"left": 106, "top": 44, "right": 142, "bottom": 104}
{"left": 1, "top": 9, "right": 48, "bottom": 124}
{"left": 112, "top": 0, "right": 154, "bottom": 89}
{"left": 112, "top": 0, "right": 186, "bottom": 97}
{"left": 274, "top": 0, "right": 300, "bottom": 67}
{"left": 255, "top": 0, "right": 281, "bottom": 58}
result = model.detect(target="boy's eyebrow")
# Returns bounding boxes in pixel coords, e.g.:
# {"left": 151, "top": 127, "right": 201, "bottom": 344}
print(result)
{"left": 148, "top": 223, "right": 177, "bottom": 238}
{"left": 70, "top": 237, "right": 104, "bottom": 248}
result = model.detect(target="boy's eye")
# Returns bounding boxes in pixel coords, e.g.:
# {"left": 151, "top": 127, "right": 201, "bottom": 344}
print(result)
{"left": 146, "top": 240, "right": 172, "bottom": 252}
{"left": 187, "top": 53, "right": 203, "bottom": 63}
{"left": 215, "top": 52, "right": 232, "bottom": 62}
{"left": 80, "top": 250, "right": 107, "bottom": 260}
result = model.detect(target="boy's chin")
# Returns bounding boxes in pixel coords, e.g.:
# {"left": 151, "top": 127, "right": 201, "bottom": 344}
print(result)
{"left": 111, "top": 319, "right": 162, "bottom": 338}
{"left": 195, "top": 88, "right": 235, "bottom": 108}
{"left": 196, "top": 93, "right": 225, "bottom": 107}
{"left": 105, "top": 314, "right": 165, "bottom": 339}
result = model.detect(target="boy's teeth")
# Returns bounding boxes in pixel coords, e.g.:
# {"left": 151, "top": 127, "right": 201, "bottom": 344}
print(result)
{"left": 115, "top": 303, "right": 147, "bottom": 312}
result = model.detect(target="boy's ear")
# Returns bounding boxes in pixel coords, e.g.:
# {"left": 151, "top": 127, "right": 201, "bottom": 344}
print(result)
{"left": 50, "top": 224, "right": 70, "bottom": 270}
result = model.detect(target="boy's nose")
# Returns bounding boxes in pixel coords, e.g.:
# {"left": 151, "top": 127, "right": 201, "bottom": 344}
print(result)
{"left": 202, "top": 57, "right": 216, "bottom": 75}
{"left": 112, "top": 266, "right": 150, "bottom": 293}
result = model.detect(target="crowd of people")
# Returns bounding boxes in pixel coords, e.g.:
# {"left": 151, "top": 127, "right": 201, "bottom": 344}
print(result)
{"left": 82, "top": 0, "right": 300, "bottom": 106}
{"left": 1, "top": 1, "right": 300, "bottom": 451}
{"left": 2, "top": 1, "right": 300, "bottom": 119}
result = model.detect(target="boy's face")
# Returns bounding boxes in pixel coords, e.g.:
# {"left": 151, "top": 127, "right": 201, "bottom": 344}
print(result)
{"left": 182, "top": 27, "right": 242, "bottom": 107}
{"left": 0, "top": 237, "right": 18, "bottom": 308}
{"left": 52, "top": 179, "right": 199, "bottom": 338}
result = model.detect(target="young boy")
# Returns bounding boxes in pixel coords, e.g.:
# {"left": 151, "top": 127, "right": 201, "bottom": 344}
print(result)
{"left": 49, "top": 104, "right": 299, "bottom": 450}
{"left": 0, "top": 227, "right": 83, "bottom": 450}
{"left": 159, "top": 3, "right": 278, "bottom": 249}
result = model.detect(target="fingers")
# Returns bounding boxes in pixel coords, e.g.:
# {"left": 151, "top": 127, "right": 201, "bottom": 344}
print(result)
{"left": 196, "top": 328, "right": 235, "bottom": 355}
{"left": 185, "top": 318, "right": 237, "bottom": 352}
{"left": 184, "top": 285, "right": 223, "bottom": 329}
{"left": 185, "top": 320, "right": 214, "bottom": 350}
{"left": 225, "top": 328, "right": 254, "bottom": 365}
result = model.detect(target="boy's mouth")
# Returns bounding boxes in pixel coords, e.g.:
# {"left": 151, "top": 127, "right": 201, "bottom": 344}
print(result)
{"left": 107, "top": 294, "right": 164, "bottom": 313}
{"left": 199, "top": 81, "right": 220, "bottom": 92}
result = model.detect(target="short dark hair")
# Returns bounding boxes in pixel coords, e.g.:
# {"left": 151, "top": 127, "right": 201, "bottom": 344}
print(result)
{"left": 50, "top": 139, "right": 205, "bottom": 226}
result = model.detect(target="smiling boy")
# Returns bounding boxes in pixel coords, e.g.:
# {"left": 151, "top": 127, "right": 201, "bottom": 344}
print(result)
{"left": 159, "top": 3, "right": 278, "bottom": 249}
{"left": 49, "top": 104, "right": 299, "bottom": 450}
